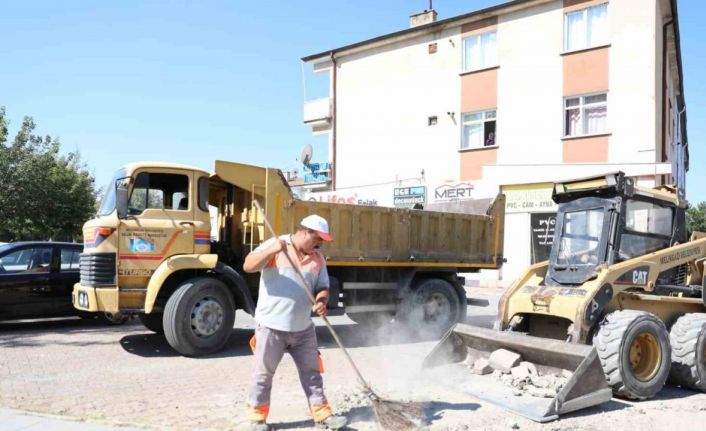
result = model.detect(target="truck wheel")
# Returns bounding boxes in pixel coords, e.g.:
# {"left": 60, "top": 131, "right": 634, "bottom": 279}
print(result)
{"left": 669, "top": 313, "right": 706, "bottom": 391}
{"left": 98, "top": 312, "right": 130, "bottom": 325}
{"left": 594, "top": 310, "right": 671, "bottom": 400}
{"left": 163, "top": 277, "right": 235, "bottom": 356}
{"left": 138, "top": 312, "right": 164, "bottom": 334}
{"left": 399, "top": 278, "right": 462, "bottom": 335}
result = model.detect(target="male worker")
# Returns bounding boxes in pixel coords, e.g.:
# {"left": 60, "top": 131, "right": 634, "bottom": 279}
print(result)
{"left": 243, "top": 214, "right": 347, "bottom": 431}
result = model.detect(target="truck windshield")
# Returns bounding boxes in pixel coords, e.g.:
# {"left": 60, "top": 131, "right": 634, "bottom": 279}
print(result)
{"left": 555, "top": 207, "right": 605, "bottom": 267}
{"left": 547, "top": 196, "right": 619, "bottom": 286}
{"left": 97, "top": 168, "right": 127, "bottom": 216}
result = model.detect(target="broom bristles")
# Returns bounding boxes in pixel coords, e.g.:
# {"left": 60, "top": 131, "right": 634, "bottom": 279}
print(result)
{"left": 371, "top": 398, "right": 426, "bottom": 431}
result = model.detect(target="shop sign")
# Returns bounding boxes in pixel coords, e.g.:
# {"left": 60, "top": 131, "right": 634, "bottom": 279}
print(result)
{"left": 393, "top": 186, "right": 426, "bottom": 208}
{"left": 434, "top": 183, "right": 474, "bottom": 202}
{"left": 502, "top": 183, "right": 557, "bottom": 214}
{"left": 530, "top": 212, "right": 556, "bottom": 263}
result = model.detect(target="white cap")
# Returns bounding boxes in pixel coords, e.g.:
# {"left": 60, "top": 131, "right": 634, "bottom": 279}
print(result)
{"left": 300, "top": 214, "right": 333, "bottom": 241}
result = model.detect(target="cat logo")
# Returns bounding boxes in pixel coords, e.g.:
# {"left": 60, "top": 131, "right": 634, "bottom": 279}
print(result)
{"left": 632, "top": 270, "right": 648, "bottom": 285}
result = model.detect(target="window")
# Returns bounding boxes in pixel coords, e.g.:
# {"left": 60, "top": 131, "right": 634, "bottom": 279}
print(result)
{"left": 198, "top": 176, "right": 209, "bottom": 212}
{"left": 461, "top": 110, "right": 496, "bottom": 149}
{"left": 0, "top": 247, "right": 53, "bottom": 274}
{"left": 463, "top": 31, "right": 497, "bottom": 72}
{"left": 625, "top": 200, "right": 673, "bottom": 236}
{"left": 60, "top": 248, "right": 81, "bottom": 271}
{"left": 564, "top": 93, "right": 607, "bottom": 136}
{"left": 565, "top": 3, "right": 608, "bottom": 52}
{"left": 557, "top": 208, "right": 604, "bottom": 266}
{"left": 128, "top": 172, "right": 189, "bottom": 215}
{"left": 618, "top": 200, "right": 673, "bottom": 261}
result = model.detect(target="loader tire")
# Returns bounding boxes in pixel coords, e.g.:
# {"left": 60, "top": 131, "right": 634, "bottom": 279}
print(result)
{"left": 164, "top": 277, "right": 235, "bottom": 357}
{"left": 594, "top": 310, "right": 671, "bottom": 400}
{"left": 669, "top": 313, "right": 706, "bottom": 391}
{"left": 399, "top": 278, "right": 463, "bottom": 335}
{"left": 138, "top": 312, "right": 164, "bottom": 334}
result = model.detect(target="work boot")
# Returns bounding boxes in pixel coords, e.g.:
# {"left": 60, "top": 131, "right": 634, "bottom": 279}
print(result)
{"left": 247, "top": 420, "right": 271, "bottom": 431}
{"left": 315, "top": 414, "right": 348, "bottom": 430}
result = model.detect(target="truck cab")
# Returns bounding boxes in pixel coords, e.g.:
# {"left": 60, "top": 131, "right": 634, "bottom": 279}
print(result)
{"left": 74, "top": 162, "right": 256, "bottom": 356}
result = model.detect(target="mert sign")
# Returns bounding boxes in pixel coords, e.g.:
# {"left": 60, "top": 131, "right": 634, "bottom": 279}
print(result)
{"left": 434, "top": 183, "right": 474, "bottom": 202}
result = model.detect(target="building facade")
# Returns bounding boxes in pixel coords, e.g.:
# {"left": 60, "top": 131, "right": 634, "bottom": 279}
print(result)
{"left": 300, "top": 0, "right": 688, "bottom": 280}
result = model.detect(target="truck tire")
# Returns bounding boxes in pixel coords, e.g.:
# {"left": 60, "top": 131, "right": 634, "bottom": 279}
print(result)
{"left": 138, "top": 312, "right": 164, "bottom": 334}
{"left": 163, "top": 277, "right": 235, "bottom": 356}
{"left": 669, "top": 313, "right": 706, "bottom": 391}
{"left": 594, "top": 310, "right": 671, "bottom": 400}
{"left": 399, "top": 278, "right": 462, "bottom": 335}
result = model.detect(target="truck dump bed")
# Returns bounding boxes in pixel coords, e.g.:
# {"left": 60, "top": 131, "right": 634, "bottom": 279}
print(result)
{"left": 293, "top": 199, "right": 504, "bottom": 267}
{"left": 211, "top": 160, "right": 504, "bottom": 269}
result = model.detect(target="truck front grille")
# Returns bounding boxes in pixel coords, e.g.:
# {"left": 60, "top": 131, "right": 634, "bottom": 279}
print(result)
{"left": 80, "top": 253, "right": 116, "bottom": 287}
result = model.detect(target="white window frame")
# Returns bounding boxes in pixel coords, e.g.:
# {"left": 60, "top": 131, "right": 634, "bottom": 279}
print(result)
{"left": 461, "top": 109, "right": 497, "bottom": 150}
{"left": 462, "top": 31, "right": 498, "bottom": 72}
{"left": 564, "top": 92, "right": 608, "bottom": 137}
{"left": 564, "top": 3, "right": 609, "bottom": 52}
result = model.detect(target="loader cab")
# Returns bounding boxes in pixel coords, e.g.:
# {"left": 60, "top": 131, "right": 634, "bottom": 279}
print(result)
{"left": 545, "top": 173, "right": 684, "bottom": 287}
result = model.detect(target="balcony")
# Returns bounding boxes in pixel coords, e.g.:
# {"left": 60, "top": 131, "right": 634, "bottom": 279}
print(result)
{"left": 303, "top": 98, "right": 332, "bottom": 132}
{"left": 302, "top": 162, "right": 332, "bottom": 189}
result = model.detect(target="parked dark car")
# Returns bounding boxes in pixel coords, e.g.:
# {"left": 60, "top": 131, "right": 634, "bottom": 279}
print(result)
{"left": 0, "top": 241, "right": 127, "bottom": 324}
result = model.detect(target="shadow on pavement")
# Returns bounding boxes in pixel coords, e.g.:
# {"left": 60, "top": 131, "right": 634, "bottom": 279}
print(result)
{"left": 119, "top": 327, "right": 255, "bottom": 358}
{"left": 0, "top": 317, "right": 142, "bottom": 348}
{"left": 562, "top": 398, "right": 631, "bottom": 418}
{"left": 426, "top": 401, "right": 481, "bottom": 423}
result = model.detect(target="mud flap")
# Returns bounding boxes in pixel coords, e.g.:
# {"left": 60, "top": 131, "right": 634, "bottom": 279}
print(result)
{"left": 423, "top": 323, "right": 612, "bottom": 422}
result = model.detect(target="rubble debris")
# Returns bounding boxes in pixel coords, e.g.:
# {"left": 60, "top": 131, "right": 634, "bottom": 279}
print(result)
{"left": 469, "top": 358, "right": 493, "bottom": 375}
{"left": 526, "top": 386, "right": 557, "bottom": 398}
{"left": 488, "top": 349, "right": 522, "bottom": 373}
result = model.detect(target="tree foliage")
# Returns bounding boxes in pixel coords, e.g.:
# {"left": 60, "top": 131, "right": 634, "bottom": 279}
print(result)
{"left": 0, "top": 107, "right": 97, "bottom": 241}
{"left": 686, "top": 201, "right": 706, "bottom": 237}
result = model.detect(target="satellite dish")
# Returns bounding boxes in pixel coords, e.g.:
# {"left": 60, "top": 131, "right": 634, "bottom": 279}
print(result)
{"left": 300, "top": 144, "right": 313, "bottom": 166}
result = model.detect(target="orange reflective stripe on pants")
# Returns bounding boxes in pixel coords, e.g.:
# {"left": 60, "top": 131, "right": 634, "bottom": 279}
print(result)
{"left": 311, "top": 403, "right": 333, "bottom": 423}
{"left": 246, "top": 404, "right": 270, "bottom": 421}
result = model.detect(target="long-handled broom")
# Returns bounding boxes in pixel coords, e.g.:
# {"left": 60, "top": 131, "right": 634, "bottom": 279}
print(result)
{"left": 252, "top": 200, "right": 425, "bottom": 431}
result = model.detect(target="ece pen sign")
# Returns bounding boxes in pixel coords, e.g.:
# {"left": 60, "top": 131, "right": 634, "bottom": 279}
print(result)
{"left": 393, "top": 186, "right": 426, "bottom": 208}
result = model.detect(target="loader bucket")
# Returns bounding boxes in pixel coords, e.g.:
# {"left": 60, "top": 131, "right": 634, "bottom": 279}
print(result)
{"left": 422, "top": 323, "right": 612, "bottom": 422}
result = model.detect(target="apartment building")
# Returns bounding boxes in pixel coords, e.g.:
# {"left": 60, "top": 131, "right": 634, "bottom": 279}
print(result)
{"left": 300, "top": 0, "right": 688, "bottom": 280}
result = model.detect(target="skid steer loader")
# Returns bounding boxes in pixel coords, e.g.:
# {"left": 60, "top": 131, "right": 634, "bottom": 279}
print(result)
{"left": 424, "top": 172, "right": 706, "bottom": 422}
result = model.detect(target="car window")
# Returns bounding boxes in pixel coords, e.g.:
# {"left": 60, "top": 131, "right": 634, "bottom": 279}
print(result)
{"left": 0, "top": 246, "right": 53, "bottom": 274}
{"left": 60, "top": 248, "right": 81, "bottom": 271}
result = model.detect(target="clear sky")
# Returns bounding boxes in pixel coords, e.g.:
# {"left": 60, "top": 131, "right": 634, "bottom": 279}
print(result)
{"left": 1, "top": 1, "right": 704, "bottom": 202}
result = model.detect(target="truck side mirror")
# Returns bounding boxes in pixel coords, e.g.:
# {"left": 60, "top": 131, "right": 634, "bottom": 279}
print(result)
{"left": 116, "top": 179, "right": 129, "bottom": 219}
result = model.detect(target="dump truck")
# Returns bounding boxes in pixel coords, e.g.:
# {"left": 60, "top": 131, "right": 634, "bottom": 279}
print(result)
{"left": 424, "top": 172, "right": 706, "bottom": 422}
{"left": 73, "top": 160, "right": 505, "bottom": 356}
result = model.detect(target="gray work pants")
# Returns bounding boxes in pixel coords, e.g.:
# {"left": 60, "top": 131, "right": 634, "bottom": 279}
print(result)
{"left": 247, "top": 324, "right": 326, "bottom": 408}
